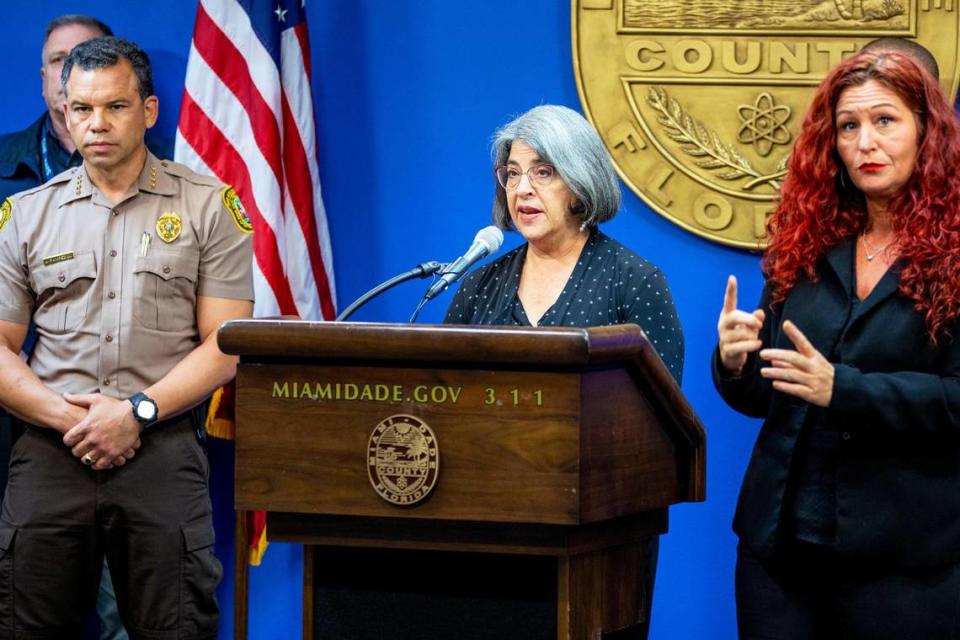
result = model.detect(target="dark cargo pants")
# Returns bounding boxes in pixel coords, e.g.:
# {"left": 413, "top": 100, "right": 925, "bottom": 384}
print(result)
{"left": 0, "top": 415, "right": 220, "bottom": 640}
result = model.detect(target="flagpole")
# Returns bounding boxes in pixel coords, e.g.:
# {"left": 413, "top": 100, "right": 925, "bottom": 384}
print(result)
{"left": 234, "top": 510, "right": 250, "bottom": 639}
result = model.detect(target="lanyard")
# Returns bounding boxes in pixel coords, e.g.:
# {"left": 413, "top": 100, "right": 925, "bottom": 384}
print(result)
{"left": 39, "top": 117, "right": 54, "bottom": 183}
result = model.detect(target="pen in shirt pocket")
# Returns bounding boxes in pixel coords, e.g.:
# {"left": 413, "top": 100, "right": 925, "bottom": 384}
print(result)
{"left": 140, "top": 232, "right": 151, "bottom": 257}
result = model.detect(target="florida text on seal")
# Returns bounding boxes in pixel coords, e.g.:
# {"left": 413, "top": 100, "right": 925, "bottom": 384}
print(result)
{"left": 573, "top": 0, "right": 959, "bottom": 248}
{"left": 367, "top": 414, "right": 439, "bottom": 506}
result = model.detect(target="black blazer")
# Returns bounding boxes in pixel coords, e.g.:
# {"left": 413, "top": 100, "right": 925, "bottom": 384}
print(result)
{"left": 714, "top": 241, "right": 960, "bottom": 569}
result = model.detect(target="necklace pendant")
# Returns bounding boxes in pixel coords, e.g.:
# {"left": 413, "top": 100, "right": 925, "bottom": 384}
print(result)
{"left": 861, "top": 233, "right": 889, "bottom": 262}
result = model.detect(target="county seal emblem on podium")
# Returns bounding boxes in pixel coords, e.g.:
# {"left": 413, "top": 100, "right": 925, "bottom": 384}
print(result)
{"left": 367, "top": 414, "right": 440, "bottom": 506}
{"left": 573, "top": 0, "right": 959, "bottom": 248}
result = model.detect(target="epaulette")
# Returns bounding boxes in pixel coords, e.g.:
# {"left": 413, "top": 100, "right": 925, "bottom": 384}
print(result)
{"left": 158, "top": 160, "right": 224, "bottom": 189}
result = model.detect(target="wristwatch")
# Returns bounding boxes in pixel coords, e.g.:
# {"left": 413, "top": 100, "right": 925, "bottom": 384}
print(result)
{"left": 128, "top": 392, "right": 160, "bottom": 430}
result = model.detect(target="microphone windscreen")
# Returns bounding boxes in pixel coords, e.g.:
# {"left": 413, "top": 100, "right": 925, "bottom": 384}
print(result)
{"left": 474, "top": 225, "right": 504, "bottom": 254}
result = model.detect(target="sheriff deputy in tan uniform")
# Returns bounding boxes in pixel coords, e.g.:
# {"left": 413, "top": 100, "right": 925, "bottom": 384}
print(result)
{"left": 0, "top": 36, "right": 253, "bottom": 639}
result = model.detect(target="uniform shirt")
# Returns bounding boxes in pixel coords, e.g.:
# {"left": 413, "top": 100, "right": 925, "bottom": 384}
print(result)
{"left": 0, "top": 152, "right": 254, "bottom": 397}
{"left": 444, "top": 230, "right": 684, "bottom": 383}
{"left": 0, "top": 115, "right": 172, "bottom": 358}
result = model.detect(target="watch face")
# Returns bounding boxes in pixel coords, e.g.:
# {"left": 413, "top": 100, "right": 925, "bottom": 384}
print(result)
{"left": 137, "top": 400, "right": 157, "bottom": 421}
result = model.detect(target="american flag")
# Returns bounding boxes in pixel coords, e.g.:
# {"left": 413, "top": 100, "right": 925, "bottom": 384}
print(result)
{"left": 175, "top": 0, "right": 336, "bottom": 567}
{"left": 175, "top": 0, "right": 336, "bottom": 321}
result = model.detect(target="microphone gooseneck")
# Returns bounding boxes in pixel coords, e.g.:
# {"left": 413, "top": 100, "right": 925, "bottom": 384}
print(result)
{"left": 423, "top": 226, "right": 504, "bottom": 301}
{"left": 336, "top": 261, "right": 446, "bottom": 322}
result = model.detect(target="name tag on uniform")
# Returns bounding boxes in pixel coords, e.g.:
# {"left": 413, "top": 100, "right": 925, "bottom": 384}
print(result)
{"left": 42, "top": 251, "right": 75, "bottom": 266}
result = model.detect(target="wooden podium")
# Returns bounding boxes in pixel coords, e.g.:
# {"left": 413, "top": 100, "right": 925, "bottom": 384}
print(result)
{"left": 219, "top": 321, "right": 705, "bottom": 640}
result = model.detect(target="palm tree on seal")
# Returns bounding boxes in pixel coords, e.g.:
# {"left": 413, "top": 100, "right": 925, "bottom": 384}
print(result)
{"left": 406, "top": 437, "right": 429, "bottom": 463}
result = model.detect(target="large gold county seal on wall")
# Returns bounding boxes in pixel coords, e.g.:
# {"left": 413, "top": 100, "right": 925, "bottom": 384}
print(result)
{"left": 367, "top": 414, "right": 439, "bottom": 506}
{"left": 573, "top": 0, "right": 960, "bottom": 249}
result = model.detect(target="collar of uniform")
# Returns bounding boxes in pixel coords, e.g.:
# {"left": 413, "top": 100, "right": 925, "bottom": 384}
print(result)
{"left": 57, "top": 152, "right": 176, "bottom": 208}
{"left": 137, "top": 152, "right": 177, "bottom": 197}
{"left": 58, "top": 166, "right": 93, "bottom": 207}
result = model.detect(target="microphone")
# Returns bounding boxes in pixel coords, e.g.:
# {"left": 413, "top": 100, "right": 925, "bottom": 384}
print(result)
{"left": 424, "top": 226, "right": 504, "bottom": 300}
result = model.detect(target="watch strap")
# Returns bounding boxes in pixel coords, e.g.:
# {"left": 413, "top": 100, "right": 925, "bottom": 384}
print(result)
{"left": 128, "top": 392, "right": 160, "bottom": 429}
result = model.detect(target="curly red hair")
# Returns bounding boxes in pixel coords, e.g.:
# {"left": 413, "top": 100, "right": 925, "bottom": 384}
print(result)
{"left": 764, "top": 50, "right": 960, "bottom": 339}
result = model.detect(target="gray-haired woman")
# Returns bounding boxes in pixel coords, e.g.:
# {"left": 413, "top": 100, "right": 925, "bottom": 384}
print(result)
{"left": 444, "top": 105, "right": 685, "bottom": 635}
{"left": 445, "top": 105, "right": 684, "bottom": 383}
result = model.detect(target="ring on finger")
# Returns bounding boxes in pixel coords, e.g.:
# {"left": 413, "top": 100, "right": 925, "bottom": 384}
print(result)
{"left": 81, "top": 453, "right": 95, "bottom": 466}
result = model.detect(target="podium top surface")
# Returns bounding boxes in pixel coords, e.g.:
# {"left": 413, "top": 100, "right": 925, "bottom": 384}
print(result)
{"left": 219, "top": 320, "right": 656, "bottom": 367}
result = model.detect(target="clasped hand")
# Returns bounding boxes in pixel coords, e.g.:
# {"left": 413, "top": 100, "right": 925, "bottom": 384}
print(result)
{"left": 62, "top": 393, "right": 141, "bottom": 471}
{"left": 717, "top": 275, "right": 834, "bottom": 407}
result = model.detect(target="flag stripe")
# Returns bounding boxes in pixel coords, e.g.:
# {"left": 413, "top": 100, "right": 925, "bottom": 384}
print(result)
{"left": 193, "top": 4, "right": 285, "bottom": 188}
{"left": 284, "top": 24, "right": 336, "bottom": 305}
{"left": 203, "top": 0, "right": 285, "bottom": 112}
{"left": 295, "top": 22, "right": 312, "bottom": 80}
{"left": 183, "top": 42, "right": 288, "bottom": 271}
{"left": 279, "top": 35, "right": 335, "bottom": 319}
{"left": 174, "top": 130, "right": 282, "bottom": 316}
{"left": 178, "top": 91, "right": 298, "bottom": 315}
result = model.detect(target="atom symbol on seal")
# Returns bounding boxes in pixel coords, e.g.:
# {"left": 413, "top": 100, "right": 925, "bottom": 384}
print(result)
{"left": 737, "top": 93, "right": 792, "bottom": 157}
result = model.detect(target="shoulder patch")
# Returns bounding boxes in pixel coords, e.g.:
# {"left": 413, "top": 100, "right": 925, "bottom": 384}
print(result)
{"left": 222, "top": 186, "right": 253, "bottom": 234}
{"left": 0, "top": 198, "right": 10, "bottom": 233}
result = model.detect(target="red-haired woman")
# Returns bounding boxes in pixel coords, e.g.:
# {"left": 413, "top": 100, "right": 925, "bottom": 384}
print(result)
{"left": 715, "top": 51, "right": 960, "bottom": 639}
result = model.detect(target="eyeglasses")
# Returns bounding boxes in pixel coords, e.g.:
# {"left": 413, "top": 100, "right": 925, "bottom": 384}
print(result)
{"left": 494, "top": 163, "right": 557, "bottom": 190}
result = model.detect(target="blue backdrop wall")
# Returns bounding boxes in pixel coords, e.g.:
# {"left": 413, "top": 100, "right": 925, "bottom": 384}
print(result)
{"left": 0, "top": 2, "right": 767, "bottom": 638}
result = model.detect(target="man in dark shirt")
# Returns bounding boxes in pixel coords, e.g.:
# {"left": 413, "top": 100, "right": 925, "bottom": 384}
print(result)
{"left": 0, "top": 15, "right": 111, "bottom": 198}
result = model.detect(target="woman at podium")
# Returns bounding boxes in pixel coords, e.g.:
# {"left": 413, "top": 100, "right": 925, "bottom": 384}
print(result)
{"left": 444, "top": 104, "right": 685, "bottom": 635}
{"left": 714, "top": 51, "right": 960, "bottom": 638}
{"left": 444, "top": 105, "right": 684, "bottom": 382}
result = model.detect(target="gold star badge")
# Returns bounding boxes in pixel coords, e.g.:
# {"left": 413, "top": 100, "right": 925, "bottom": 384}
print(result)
{"left": 156, "top": 212, "right": 182, "bottom": 243}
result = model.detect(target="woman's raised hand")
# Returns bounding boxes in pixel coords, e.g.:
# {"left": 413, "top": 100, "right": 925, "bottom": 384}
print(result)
{"left": 717, "top": 275, "right": 765, "bottom": 376}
